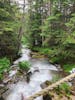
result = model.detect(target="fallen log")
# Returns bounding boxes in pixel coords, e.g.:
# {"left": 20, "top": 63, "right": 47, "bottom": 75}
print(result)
{"left": 26, "top": 73, "right": 75, "bottom": 100}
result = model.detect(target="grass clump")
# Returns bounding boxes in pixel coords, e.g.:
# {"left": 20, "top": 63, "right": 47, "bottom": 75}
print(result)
{"left": 59, "top": 83, "right": 71, "bottom": 94}
{"left": 55, "top": 82, "right": 71, "bottom": 99}
{"left": 19, "top": 61, "right": 31, "bottom": 71}
{"left": 32, "top": 47, "right": 53, "bottom": 56}
{"left": 63, "top": 64, "right": 75, "bottom": 73}
{"left": 51, "top": 76, "right": 71, "bottom": 96}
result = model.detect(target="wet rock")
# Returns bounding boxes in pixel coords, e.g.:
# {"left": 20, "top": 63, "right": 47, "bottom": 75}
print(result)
{"left": 26, "top": 74, "right": 31, "bottom": 83}
{"left": 27, "top": 71, "right": 32, "bottom": 76}
{"left": 26, "top": 67, "right": 40, "bottom": 83}
{"left": 27, "top": 67, "right": 39, "bottom": 74}
{"left": 20, "top": 93, "right": 27, "bottom": 100}
{"left": 26, "top": 71, "right": 32, "bottom": 83}
{"left": 43, "top": 94, "right": 52, "bottom": 100}
{"left": 34, "top": 67, "right": 39, "bottom": 72}
{"left": 41, "top": 81, "right": 52, "bottom": 100}
{"left": 40, "top": 81, "right": 52, "bottom": 89}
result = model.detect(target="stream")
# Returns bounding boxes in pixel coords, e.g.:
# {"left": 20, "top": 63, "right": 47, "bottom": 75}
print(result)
{"left": 6, "top": 46, "right": 61, "bottom": 100}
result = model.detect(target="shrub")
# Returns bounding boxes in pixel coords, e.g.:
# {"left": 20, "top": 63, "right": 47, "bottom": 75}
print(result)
{"left": 19, "top": 61, "right": 31, "bottom": 71}
{"left": 59, "top": 83, "right": 71, "bottom": 94}
{"left": 55, "top": 82, "right": 71, "bottom": 96}
{"left": 63, "top": 64, "right": 75, "bottom": 73}
{"left": 32, "top": 47, "right": 53, "bottom": 56}
{"left": 0, "top": 57, "right": 10, "bottom": 80}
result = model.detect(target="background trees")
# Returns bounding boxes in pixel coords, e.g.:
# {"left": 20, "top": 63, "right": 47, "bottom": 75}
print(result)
{"left": 0, "top": 0, "right": 21, "bottom": 61}
{"left": 25, "top": 0, "right": 75, "bottom": 66}
{"left": 0, "top": 0, "right": 75, "bottom": 72}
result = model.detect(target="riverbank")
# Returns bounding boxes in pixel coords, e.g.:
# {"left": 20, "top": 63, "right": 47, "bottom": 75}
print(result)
{"left": 31, "top": 51, "right": 67, "bottom": 76}
{"left": 31, "top": 47, "right": 75, "bottom": 74}
{"left": 0, "top": 47, "right": 75, "bottom": 100}
{"left": 0, "top": 47, "right": 60, "bottom": 100}
{"left": 30, "top": 49, "right": 75, "bottom": 99}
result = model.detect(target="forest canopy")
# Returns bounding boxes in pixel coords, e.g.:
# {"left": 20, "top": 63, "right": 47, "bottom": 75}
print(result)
{"left": 25, "top": 0, "right": 75, "bottom": 66}
{"left": 0, "top": 1, "right": 75, "bottom": 99}
{"left": 0, "top": 0, "right": 75, "bottom": 75}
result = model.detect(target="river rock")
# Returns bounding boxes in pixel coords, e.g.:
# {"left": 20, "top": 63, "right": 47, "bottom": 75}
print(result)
{"left": 40, "top": 81, "right": 52, "bottom": 89}
{"left": 43, "top": 94, "right": 52, "bottom": 100}
{"left": 41, "top": 81, "right": 52, "bottom": 100}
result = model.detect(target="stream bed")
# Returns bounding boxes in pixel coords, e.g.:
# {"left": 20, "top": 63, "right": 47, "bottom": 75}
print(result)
{"left": 5, "top": 46, "right": 61, "bottom": 100}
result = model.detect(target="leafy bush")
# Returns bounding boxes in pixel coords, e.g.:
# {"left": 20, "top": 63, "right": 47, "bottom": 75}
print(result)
{"left": 19, "top": 61, "right": 31, "bottom": 71}
{"left": 59, "top": 83, "right": 71, "bottom": 94}
{"left": 39, "top": 48, "right": 51, "bottom": 56}
{"left": 32, "top": 47, "right": 53, "bottom": 56}
{"left": 50, "top": 56, "right": 64, "bottom": 64}
{"left": 55, "top": 82, "right": 71, "bottom": 96}
{"left": 63, "top": 64, "right": 75, "bottom": 73}
{"left": 0, "top": 57, "right": 10, "bottom": 80}
{"left": 51, "top": 76, "right": 71, "bottom": 95}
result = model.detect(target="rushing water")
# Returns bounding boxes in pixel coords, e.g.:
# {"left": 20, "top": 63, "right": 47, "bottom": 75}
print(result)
{"left": 6, "top": 46, "right": 59, "bottom": 100}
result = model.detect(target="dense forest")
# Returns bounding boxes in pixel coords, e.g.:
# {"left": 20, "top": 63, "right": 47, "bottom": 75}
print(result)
{"left": 0, "top": 0, "right": 75, "bottom": 100}
{"left": 23, "top": 0, "right": 75, "bottom": 72}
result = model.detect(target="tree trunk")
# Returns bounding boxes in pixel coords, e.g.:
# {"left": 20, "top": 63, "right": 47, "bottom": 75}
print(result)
{"left": 18, "top": 0, "right": 26, "bottom": 50}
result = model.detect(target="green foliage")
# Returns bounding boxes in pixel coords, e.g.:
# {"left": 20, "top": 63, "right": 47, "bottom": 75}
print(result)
{"left": 24, "top": 0, "right": 75, "bottom": 68}
{"left": 19, "top": 61, "right": 31, "bottom": 71}
{"left": 50, "top": 57, "right": 63, "bottom": 64}
{"left": 0, "top": 0, "right": 75, "bottom": 76}
{"left": 32, "top": 47, "right": 50, "bottom": 54}
{"left": 0, "top": 8, "right": 11, "bottom": 21}
{"left": 0, "top": 0, "right": 21, "bottom": 60}
{"left": 51, "top": 75, "right": 61, "bottom": 83}
{"left": 21, "top": 36, "right": 30, "bottom": 47}
{"left": 0, "top": 30, "right": 19, "bottom": 61}
{"left": 0, "top": 57, "right": 10, "bottom": 80}
{"left": 51, "top": 76, "right": 71, "bottom": 94}
{"left": 63, "top": 64, "right": 75, "bottom": 73}
{"left": 59, "top": 83, "right": 71, "bottom": 94}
